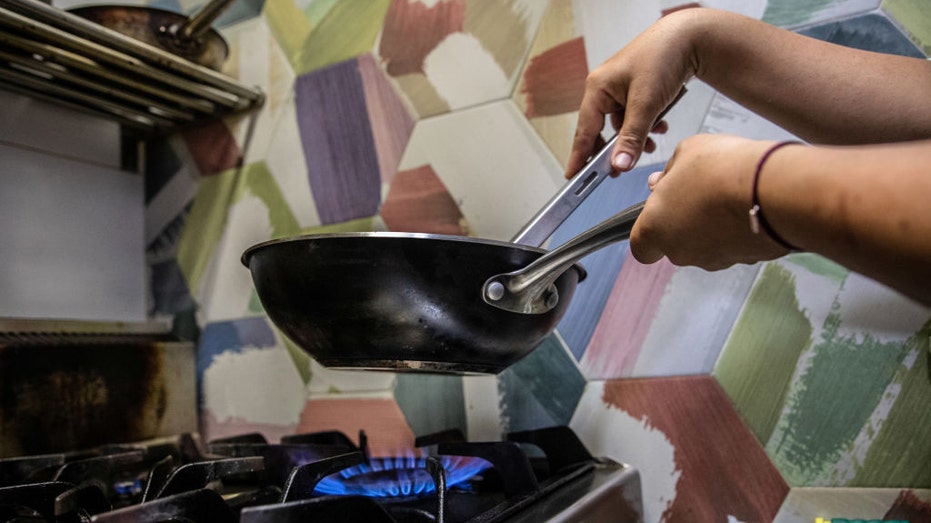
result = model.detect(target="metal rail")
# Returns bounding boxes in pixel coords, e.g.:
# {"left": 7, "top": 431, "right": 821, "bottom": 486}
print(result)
{"left": 0, "top": 0, "right": 264, "bottom": 132}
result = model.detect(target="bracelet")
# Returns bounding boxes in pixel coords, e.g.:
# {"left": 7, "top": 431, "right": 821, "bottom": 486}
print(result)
{"left": 749, "top": 140, "right": 803, "bottom": 251}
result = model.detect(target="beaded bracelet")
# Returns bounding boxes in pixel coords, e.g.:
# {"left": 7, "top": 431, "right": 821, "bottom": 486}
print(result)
{"left": 749, "top": 140, "right": 803, "bottom": 251}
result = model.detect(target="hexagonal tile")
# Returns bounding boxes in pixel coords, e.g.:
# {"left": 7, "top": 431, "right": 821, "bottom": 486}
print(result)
{"left": 572, "top": 377, "right": 789, "bottom": 522}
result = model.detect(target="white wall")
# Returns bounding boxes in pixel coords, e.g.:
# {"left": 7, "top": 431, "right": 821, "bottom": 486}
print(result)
{"left": 0, "top": 89, "right": 145, "bottom": 321}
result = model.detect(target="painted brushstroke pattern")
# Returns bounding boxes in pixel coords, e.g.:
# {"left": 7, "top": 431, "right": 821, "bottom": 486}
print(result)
{"left": 771, "top": 487, "right": 931, "bottom": 522}
{"left": 297, "top": 398, "right": 418, "bottom": 457}
{"left": 394, "top": 374, "right": 466, "bottom": 438}
{"left": 885, "top": 489, "right": 931, "bottom": 521}
{"left": 570, "top": 381, "right": 679, "bottom": 522}
{"left": 197, "top": 162, "right": 301, "bottom": 323}
{"left": 762, "top": 0, "right": 881, "bottom": 29}
{"left": 380, "top": 164, "right": 467, "bottom": 235}
{"left": 423, "top": 32, "right": 510, "bottom": 111}
{"left": 520, "top": 37, "right": 587, "bottom": 118}
{"left": 714, "top": 263, "right": 814, "bottom": 444}
{"left": 884, "top": 0, "right": 931, "bottom": 55}
{"left": 848, "top": 320, "right": 931, "bottom": 487}
{"left": 262, "top": 0, "right": 312, "bottom": 70}
{"left": 201, "top": 345, "right": 305, "bottom": 426}
{"left": 391, "top": 72, "right": 450, "bottom": 118}
{"left": 197, "top": 317, "right": 277, "bottom": 386}
{"left": 602, "top": 376, "right": 789, "bottom": 522}
{"left": 293, "top": 60, "right": 381, "bottom": 225}
{"left": 511, "top": 0, "right": 580, "bottom": 164}
{"left": 357, "top": 54, "right": 416, "bottom": 185}
{"left": 462, "top": 0, "right": 536, "bottom": 78}
{"left": 766, "top": 289, "right": 927, "bottom": 487}
{"left": 631, "top": 263, "right": 760, "bottom": 377}
{"left": 552, "top": 163, "right": 654, "bottom": 362}
{"left": 221, "top": 17, "right": 296, "bottom": 166}
{"left": 177, "top": 169, "right": 238, "bottom": 292}
{"left": 769, "top": 315, "right": 911, "bottom": 485}
{"left": 799, "top": 14, "right": 924, "bottom": 59}
{"left": 580, "top": 256, "right": 676, "bottom": 379}
{"left": 180, "top": 120, "right": 241, "bottom": 176}
{"left": 294, "top": 0, "right": 391, "bottom": 74}
{"left": 498, "top": 335, "right": 585, "bottom": 432}
{"left": 378, "top": 0, "right": 466, "bottom": 75}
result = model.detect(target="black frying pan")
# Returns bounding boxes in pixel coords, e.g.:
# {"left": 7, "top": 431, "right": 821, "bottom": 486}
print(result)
{"left": 242, "top": 92, "right": 684, "bottom": 374}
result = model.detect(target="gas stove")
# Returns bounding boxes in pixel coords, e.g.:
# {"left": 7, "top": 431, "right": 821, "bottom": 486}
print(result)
{"left": 0, "top": 426, "right": 642, "bottom": 522}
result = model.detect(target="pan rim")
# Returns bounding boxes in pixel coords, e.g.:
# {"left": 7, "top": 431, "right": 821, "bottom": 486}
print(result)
{"left": 241, "top": 231, "right": 549, "bottom": 267}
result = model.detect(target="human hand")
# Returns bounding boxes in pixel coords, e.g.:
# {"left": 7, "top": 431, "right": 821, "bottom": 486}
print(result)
{"left": 565, "top": 10, "right": 700, "bottom": 179}
{"left": 630, "top": 134, "right": 790, "bottom": 270}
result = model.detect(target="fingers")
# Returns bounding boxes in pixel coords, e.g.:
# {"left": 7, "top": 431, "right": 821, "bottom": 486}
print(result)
{"left": 629, "top": 210, "right": 665, "bottom": 264}
{"left": 647, "top": 170, "right": 664, "bottom": 190}
{"left": 565, "top": 86, "right": 621, "bottom": 178}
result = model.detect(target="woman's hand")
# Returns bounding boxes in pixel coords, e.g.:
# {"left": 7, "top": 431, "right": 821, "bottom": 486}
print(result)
{"left": 630, "top": 134, "right": 790, "bottom": 270}
{"left": 565, "top": 9, "right": 700, "bottom": 179}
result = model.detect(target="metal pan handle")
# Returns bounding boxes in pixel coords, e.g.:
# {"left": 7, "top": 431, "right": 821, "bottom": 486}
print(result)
{"left": 484, "top": 201, "right": 644, "bottom": 314}
{"left": 511, "top": 86, "right": 686, "bottom": 247}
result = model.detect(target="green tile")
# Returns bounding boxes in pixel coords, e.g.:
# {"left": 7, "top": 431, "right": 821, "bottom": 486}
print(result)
{"left": 498, "top": 334, "right": 585, "bottom": 431}
{"left": 851, "top": 320, "right": 931, "bottom": 487}
{"left": 714, "top": 263, "right": 813, "bottom": 444}
{"left": 884, "top": 0, "right": 931, "bottom": 55}
{"left": 394, "top": 374, "right": 466, "bottom": 437}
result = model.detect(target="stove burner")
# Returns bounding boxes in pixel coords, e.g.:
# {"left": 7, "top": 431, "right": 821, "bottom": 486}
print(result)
{"left": 314, "top": 455, "right": 490, "bottom": 497}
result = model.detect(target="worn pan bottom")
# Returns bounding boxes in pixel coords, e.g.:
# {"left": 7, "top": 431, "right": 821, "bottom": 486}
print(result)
{"left": 314, "top": 359, "right": 504, "bottom": 375}
{"left": 242, "top": 233, "right": 584, "bottom": 374}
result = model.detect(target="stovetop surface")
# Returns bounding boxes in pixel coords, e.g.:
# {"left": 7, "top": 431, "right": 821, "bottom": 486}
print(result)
{"left": 0, "top": 426, "right": 642, "bottom": 522}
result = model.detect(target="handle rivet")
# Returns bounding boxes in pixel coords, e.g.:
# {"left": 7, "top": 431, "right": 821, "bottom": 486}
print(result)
{"left": 486, "top": 281, "right": 505, "bottom": 301}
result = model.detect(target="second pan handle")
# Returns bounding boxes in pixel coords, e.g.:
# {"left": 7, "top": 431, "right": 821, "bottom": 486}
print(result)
{"left": 484, "top": 201, "right": 644, "bottom": 314}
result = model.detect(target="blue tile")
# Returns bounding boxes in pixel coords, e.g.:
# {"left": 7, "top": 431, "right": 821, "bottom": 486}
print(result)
{"left": 197, "top": 317, "right": 277, "bottom": 383}
{"left": 498, "top": 335, "right": 586, "bottom": 432}
{"left": 212, "top": 0, "right": 266, "bottom": 29}
{"left": 800, "top": 13, "right": 925, "bottom": 57}
{"left": 551, "top": 163, "right": 657, "bottom": 360}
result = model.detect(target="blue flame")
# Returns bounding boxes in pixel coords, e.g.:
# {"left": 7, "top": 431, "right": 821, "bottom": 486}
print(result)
{"left": 313, "top": 455, "right": 491, "bottom": 497}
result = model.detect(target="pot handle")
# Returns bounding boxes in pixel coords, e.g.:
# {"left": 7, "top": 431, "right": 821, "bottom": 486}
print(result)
{"left": 511, "top": 86, "right": 686, "bottom": 247}
{"left": 175, "top": 0, "right": 235, "bottom": 40}
{"left": 483, "top": 201, "right": 644, "bottom": 314}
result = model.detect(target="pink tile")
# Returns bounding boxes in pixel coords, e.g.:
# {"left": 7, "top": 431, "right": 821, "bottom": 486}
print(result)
{"left": 603, "top": 376, "right": 789, "bottom": 521}
{"left": 886, "top": 489, "right": 931, "bottom": 520}
{"left": 581, "top": 255, "right": 676, "bottom": 378}
{"left": 378, "top": 0, "right": 466, "bottom": 76}
{"left": 381, "top": 164, "right": 467, "bottom": 234}
{"left": 520, "top": 36, "right": 588, "bottom": 118}
{"left": 357, "top": 54, "right": 416, "bottom": 185}
{"left": 180, "top": 120, "right": 241, "bottom": 176}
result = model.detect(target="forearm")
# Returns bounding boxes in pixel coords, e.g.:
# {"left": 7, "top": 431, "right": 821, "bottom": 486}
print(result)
{"left": 760, "top": 140, "right": 931, "bottom": 304}
{"left": 682, "top": 9, "right": 931, "bottom": 144}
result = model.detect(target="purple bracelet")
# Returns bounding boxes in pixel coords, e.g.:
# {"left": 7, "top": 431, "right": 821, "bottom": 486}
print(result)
{"left": 748, "top": 140, "right": 804, "bottom": 251}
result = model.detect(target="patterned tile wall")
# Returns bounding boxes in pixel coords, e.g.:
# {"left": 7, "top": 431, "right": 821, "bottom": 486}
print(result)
{"left": 132, "top": 0, "right": 931, "bottom": 519}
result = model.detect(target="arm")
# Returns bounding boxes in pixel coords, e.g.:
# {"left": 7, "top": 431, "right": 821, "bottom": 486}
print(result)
{"left": 631, "top": 135, "right": 931, "bottom": 305}
{"left": 566, "top": 7, "right": 931, "bottom": 177}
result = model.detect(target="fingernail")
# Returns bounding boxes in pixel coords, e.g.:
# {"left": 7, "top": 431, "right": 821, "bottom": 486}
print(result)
{"left": 648, "top": 171, "right": 662, "bottom": 187}
{"left": 613, "top": 152, "right": 633, "bottom": 171}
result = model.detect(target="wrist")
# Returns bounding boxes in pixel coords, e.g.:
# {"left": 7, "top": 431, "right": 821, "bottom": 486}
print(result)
{"left": 750, "top": 141, "right": 805, "bottom": 251}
